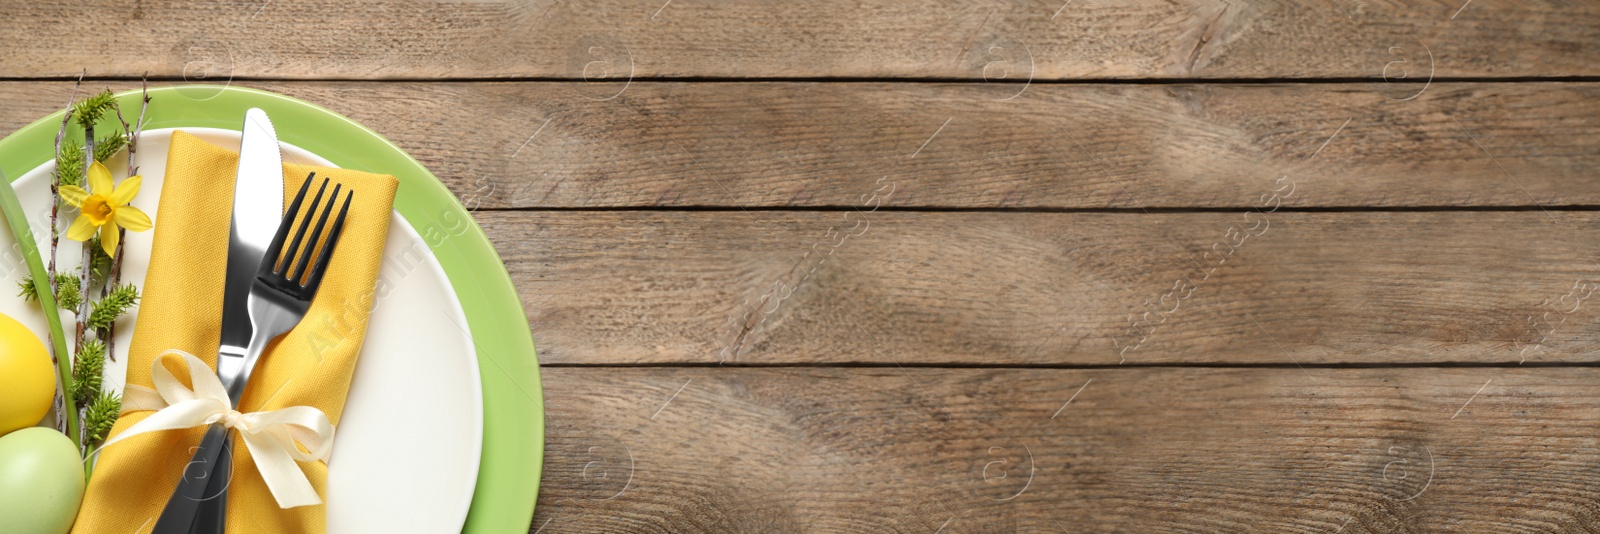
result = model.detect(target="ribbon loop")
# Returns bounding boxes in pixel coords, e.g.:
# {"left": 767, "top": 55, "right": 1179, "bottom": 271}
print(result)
{"left": 102, "top": 350, "right": 336, "bottom": 509}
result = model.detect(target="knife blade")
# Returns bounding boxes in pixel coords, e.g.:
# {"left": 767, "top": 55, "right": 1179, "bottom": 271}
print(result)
{"left": 152, "top": 108, "right": 284, "bottom": 534}
{"left": 218, "top": 107, "right": 285, "bottom": 361}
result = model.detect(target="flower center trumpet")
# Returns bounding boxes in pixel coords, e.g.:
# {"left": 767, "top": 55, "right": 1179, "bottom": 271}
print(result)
{"left": 59, "top": 161, "right": 152, "bottom": 256}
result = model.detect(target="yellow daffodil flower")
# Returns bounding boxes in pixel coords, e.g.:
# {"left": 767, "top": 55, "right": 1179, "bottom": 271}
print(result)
{"left": 60, "top": 161, "right": 152, "bottom": 256}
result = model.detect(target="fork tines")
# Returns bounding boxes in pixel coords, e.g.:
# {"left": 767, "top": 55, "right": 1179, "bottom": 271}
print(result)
{"left": 260, "top": 172, "right": 354, "bottom": 298}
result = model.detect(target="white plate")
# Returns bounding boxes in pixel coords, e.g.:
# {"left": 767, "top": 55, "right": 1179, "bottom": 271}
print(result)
{"left": 3, "top": 128, "right": 483, "bottom": 533}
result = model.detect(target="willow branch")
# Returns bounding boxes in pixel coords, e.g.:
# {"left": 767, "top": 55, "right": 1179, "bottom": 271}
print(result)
{"left": 48, "top": 73, "right": 82, "bottom": 295}
{"left": 46, "top": 75, "right": 81, "bottom": 433}
{"left": 75, "top": 117, "right": 93, "bottom": 365}
{"left": 130, "top": 76, "right": 150, "bottom": 177}
{"left": 103, "top": 79, "right": 149, "bottom": 363}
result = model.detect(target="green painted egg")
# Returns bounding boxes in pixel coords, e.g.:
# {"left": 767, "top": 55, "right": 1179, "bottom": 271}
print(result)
{"left": 0, "top": 427, "right": 84, "bottom": 534}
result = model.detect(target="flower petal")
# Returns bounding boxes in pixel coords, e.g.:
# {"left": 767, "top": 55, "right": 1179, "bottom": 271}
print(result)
{"left": 110, "top": 174, "right": 141, "bottom": 206}
{"left": 66, "top": 215, "right": 97, "bottom": 241}
{"left": 113, "top": 206, "right": 152, "bottom": 232}
{"left": 101, "top": 222, "right": 119, "bottom": 256}
{"left": 59, "top": 186, "right": 89, "bottom": 208}
{"left": 88, "top": 161, "right": 114, "bottom": 196}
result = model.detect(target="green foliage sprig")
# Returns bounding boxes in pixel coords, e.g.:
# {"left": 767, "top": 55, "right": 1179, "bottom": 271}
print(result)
{"left": 66, "top": 338, "right": 116, "bottom": 471}
{"left": 19, "top": 272, "right": 81, "bottom": 310}
{"left": 56, "top": 139, "right": 83, "bottom": 188}
{"left": 71, "top": 90, "right": 116, "bottom": 131}
{"left": 58, "top": 273, "right": 82, "bottom": 311}
{"left": 84, "top": 390, "right": 121, "bottom": 444}
{"left": 28, "top": 81, "right": 150, "bottom": 474}
{"left": 87, "top": 237, "right": 112, "bottom": 287}
{"left": 88, "top": 284, "right": 139, "bottom": 331}
{"left": 93, "top": 131, "right": 128, "bottom": 165}
{"left": 70, "top": 339, "right": 105, "bottom": 407}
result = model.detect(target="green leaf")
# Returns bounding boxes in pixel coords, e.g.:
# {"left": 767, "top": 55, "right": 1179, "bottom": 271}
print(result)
{"left": 0, "top": 166, "right": 79, "bottom": 448}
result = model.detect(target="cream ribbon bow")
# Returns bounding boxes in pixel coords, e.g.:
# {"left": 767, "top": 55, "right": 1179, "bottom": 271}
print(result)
{"left": 103, "top": 350, "right": 336, "bottom": 509}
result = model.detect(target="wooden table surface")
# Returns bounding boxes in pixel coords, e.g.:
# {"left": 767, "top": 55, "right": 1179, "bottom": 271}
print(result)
{"left": 7, "top": 2, "right": 1600, "bottom": 532}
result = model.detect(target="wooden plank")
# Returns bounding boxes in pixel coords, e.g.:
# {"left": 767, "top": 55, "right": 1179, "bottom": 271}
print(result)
{"left": 533, "top": 366, "right": 1600, "bottom": 533}
{"left": 486, "top": 210, "right": 1600, "bottom": 366}
{"left": 3, "top": 81, "right": 1599, "bottom": 209}
{"left": 2, "top": 1, "right": 1597, "bottom": 80}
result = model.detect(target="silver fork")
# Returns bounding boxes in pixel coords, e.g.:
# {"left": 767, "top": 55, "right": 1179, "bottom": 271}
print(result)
{"left": 153, "top": 175, "right": 354, "bottom": 534}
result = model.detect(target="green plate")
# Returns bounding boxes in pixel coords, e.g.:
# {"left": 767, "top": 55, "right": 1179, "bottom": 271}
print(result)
{"left": 0, "top": 85, "right": 543, "bottom": 533}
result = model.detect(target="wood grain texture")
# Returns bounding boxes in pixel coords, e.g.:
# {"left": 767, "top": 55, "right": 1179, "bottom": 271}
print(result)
{"left": 534, "top": 366, "right": 1600, "bottom": 533}
{"left": 3, "top": 81, "right": 1598, "bottom": 209}
{"left": 487, "top": 210, "right": 1600, "bottom": 366}
{"left": 8, "top": 2, "right": 1598, "bottom": 531}
{"left": 2, "top": 1, "right": 1597, "bottom": 80}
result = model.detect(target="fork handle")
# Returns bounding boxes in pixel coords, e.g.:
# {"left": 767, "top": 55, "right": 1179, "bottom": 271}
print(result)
{"left": 152, "top": 425, "right": 231, "bottom": 533}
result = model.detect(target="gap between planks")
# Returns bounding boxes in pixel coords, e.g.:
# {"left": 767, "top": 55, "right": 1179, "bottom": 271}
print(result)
{"left": 467, "top": 205, "right": 1600, "bottom": 214}
{"left": 3, "top": 76, "right": 1600, "bottom": 85}
{"left": 537, "top": 361, "right": 1600, "bottom": 370}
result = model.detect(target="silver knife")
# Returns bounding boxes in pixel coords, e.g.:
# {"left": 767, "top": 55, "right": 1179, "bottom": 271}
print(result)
{"left": 219, "top": 107, "right": 285, "bottom": 375}
{"left": 153, "top": 108, "right": 284, "bottom": 534}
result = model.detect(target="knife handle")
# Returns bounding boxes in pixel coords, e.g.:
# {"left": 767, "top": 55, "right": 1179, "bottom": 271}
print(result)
{"left": 190, "top": 435, "right": 231, "bottom": 534}
{"left": 152, "top": 425, "right": 231, "bottom": 534}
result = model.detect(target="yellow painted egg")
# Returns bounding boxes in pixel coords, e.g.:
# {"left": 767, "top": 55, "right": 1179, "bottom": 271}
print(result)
{"left": 0, "top": 311, "right": 52, "bottom": 436}
{"left": 0, "top": 427, "right": 84, "bottom": 534}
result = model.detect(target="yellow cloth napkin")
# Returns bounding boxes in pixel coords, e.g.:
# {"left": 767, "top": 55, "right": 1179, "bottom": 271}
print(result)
{"left": 72, "top": 130, "right": 396, "bottom": 533}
